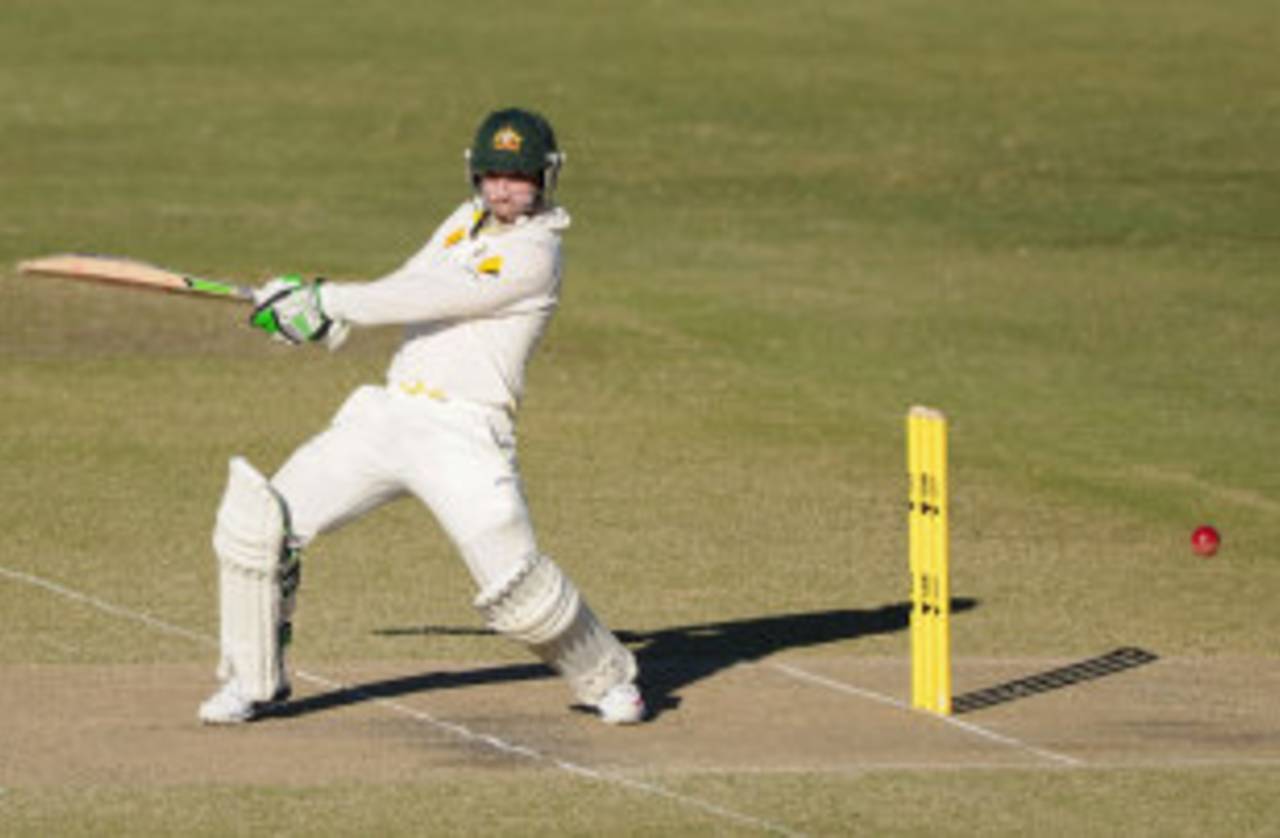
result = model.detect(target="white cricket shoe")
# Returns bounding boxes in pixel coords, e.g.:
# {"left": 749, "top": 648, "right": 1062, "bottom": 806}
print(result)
{"left": 596, "top": 682, "right": 646, "bottom": 725}
{"left": 198, "top": 680, "right": 290, "bottom": 725}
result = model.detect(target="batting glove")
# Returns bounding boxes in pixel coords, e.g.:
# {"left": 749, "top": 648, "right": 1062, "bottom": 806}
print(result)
{"left": 250, "top": 275, "right": 349, "bottom": 350}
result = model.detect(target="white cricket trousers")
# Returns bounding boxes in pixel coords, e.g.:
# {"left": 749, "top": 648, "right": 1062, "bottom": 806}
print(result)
{"left": 271, "top": 385, "right": 538, "bottom": 589}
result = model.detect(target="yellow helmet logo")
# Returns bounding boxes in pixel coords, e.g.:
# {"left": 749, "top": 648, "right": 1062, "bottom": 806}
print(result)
{"left": 492, "top": 126, "right": 523, "bottom": 152}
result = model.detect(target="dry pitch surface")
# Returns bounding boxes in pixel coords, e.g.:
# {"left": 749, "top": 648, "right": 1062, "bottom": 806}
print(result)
{"left": 6, "top": 658, "right": 1279, "bottom": 785}
{"left": 2, "top": 568, "right": 1277, "bottom": 835}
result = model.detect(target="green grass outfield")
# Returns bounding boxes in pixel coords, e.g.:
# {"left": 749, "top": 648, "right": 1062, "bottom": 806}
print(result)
{"left": 2, "top": 0, "right": 1278, "bottom": 835}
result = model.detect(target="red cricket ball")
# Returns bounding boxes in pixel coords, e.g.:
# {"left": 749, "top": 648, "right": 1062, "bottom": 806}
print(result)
{"left": 1191, "top": 525, "right": 1221, "bottom": 557}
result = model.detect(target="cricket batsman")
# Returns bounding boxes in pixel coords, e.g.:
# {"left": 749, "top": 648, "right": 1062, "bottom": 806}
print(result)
{"left": 198, "top": 107, "right": 646, "bottom": 726}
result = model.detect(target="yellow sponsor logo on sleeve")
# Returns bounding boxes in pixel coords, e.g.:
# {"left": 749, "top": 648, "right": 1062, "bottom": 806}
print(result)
{"left": 477, "top": 255, "right": 503, "bottom": 275}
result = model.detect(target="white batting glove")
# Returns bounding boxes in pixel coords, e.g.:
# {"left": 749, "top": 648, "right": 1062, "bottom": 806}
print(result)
{"left": 250, "top": 275, "right": 349, "bottom": 350}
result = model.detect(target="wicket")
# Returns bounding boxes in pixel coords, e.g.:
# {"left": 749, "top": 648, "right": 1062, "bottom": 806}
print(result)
{"left": 907, "top": 406, "right": 952, "bottom": 715}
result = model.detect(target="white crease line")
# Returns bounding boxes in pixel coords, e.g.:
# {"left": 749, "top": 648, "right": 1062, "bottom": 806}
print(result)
{"left": 0, "top": 566, "right": 214, "bottom": 648}
{"left": 294, "top": 668, "right": 807, "bottom": 837}
{"left": 766, "top": 661, "right": 1084, "bottom": 768}
{"left": 0, "top": 565, "right": 805, "bottom": 838}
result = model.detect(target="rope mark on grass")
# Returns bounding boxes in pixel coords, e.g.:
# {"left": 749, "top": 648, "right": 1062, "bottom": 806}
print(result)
{"left": 0, "top": 564, "right": 806, "bottom": 838}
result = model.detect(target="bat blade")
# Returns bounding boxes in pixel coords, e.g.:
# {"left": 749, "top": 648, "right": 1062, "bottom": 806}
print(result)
{"left": 17, "top": 254, "right": 254, "bottom": 303}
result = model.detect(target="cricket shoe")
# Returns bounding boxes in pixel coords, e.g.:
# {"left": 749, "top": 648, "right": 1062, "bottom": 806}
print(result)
{"left": 596, "top": 682, "right": 646, "bottom": 725}
{"left": 198, "top": 679, "right": 291, "bottom": 725}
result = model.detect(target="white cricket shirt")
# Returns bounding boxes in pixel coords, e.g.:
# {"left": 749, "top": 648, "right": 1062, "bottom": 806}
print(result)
{"left": 320, "top": 199, "right": 569, "bottom": 411}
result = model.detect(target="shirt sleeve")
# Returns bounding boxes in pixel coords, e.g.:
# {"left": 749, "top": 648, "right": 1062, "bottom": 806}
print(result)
{"left": 320, "top": 235, "right": 557, "bottom": 326}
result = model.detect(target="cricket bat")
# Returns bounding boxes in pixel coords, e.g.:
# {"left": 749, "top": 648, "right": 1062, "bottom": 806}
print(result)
{"left": 17, "top": 254, "right": 254, "bottom": 303}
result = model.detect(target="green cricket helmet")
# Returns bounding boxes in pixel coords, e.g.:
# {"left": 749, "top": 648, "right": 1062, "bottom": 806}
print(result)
{"left": 465, "top": 107, "right": 564, "bottom": 204}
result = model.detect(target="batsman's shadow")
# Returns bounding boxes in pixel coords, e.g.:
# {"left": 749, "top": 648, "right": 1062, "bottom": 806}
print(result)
{"left": 618, "top": 598, "right": 977, "bottom": 716}
{"left": 272, "top": 598, "right": 977, "bottom": 722}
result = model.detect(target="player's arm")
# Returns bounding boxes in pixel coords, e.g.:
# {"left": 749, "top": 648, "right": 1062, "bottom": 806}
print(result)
{"left": 319, "top": 236, "right": 557, "bottom": 326}
{"left": 246, "top": 201, "right": 485, "bottom": 345}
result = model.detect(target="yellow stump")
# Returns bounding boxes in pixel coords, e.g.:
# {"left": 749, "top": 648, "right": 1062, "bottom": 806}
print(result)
{"left": 907, "top": 406, "right": 952, "bottom": 715}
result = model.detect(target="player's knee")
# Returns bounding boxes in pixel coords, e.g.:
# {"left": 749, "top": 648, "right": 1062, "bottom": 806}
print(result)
{"left": 457, "top": 506, "right": 538, "bottom": 589}
{"left": 264, "top": 473, "right": 317, "bottom": 547}
{"left": 473, "top": 553, "right": 636, "bottom": 704}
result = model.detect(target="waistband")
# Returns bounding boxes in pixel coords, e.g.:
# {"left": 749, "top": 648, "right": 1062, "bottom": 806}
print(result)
{"left": 391, "top": 380, "right": 515, "bottom": 419}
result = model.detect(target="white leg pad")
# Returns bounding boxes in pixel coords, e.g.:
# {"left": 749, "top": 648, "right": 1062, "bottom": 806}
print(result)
{"left": 212, "top": 456, "right": 298, "bottom": 703}
{"left": 474, "top": 554, "right": 637, "bottom": 705}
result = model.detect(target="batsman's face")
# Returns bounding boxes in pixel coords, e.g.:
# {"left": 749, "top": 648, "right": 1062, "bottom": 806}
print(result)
{"left": 480, "top": 173, "right": 539, "bottom": 223}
